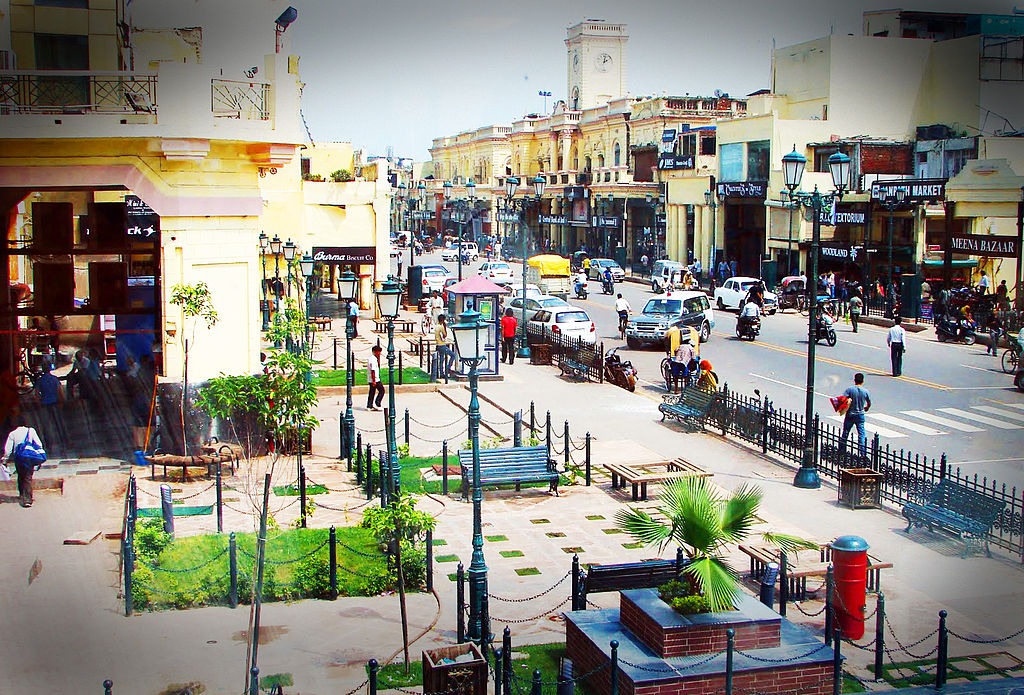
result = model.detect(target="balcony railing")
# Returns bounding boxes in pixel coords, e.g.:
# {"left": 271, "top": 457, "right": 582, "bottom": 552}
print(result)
{"left": 0, "top": 70, "right": 157, "bottom": 114}
{"left": 211, "top": 79, "right": 269, "bottom": 120}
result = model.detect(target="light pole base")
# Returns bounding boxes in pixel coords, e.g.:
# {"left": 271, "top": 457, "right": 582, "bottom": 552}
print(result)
{"left": 516, "top": 344, "right": 531, "bottom": 359}
{"left": 793, "top": 466, "right": 822, "bottom": 489}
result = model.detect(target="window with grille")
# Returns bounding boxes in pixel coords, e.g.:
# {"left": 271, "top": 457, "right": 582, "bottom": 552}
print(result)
{"left": 980, "top": 36, "right": 1024, "bottom": 81}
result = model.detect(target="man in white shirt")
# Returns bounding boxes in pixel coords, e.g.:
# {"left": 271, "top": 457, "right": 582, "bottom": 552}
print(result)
{"left": 738, "top": 299, "right": 761, "bottom": 335}
{"left": 886, "top": 316, "right": 907, "bottom": 377}
{"left": 428, "top": 291, "right": 445, "bottom": 322}
{"left": 348, "top": 299, "right": 360, "bottom": 337}
{"left": 366, "top": 345, "right": 384, "bottom": 410}
{"left": 4, "top": 417, "right": 44, "bottom": 507}
{"left": 977, "top": 270, "right": 990, "bottom": 294}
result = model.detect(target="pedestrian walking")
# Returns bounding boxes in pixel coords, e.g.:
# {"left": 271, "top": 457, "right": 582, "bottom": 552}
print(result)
{"left": 976, "top": 270, "right": 990, "bottom": 294}
{"left": 434, "top": 314, "right": 457, "bottom": 377}
{"left": 500, "top": 308, "right": 518, "bottom": 364}
{"left": 887, "top": 316, "right": 907, "bottom": 376}
{"left": 34, "top": 364, "right": 66, "bottom": 456}
{"left": 348, "top": 299, "right": 359, "bottom": 337}
{"left": 837, "top": 373, "right": 871, "bottom": 459}
{"left": 366, "top": 345, "right": 384, "bottom": 411}
{"left": 4, "top": 416, "right": 45, "bottom": 507}
{"left": 848, "top": 293, "right": 863, "bottom": 333}
{"left": 985, "top": 313, "right": 1003, "bottom": 356}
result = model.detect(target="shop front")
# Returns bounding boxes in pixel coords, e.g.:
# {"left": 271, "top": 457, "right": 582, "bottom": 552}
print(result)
{"left": 717, "top": 181, "right": 767, "bottom": 278}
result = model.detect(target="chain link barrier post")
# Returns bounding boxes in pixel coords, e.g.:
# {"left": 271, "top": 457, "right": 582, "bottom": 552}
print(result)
{"left": 779, "top": 550, "right": 788, "bottom": 617}
{"left": 571, "top": 554, "right": 581, "bottom": 611}
{"left": 564, "top": 420, "right": 570, "bottom": 470}
{"left": 442, "top": 440, "right": 449, "bottom": 496}
{"left": 356, "top": 433, "right": 364, "bottom": 485}
{"left": 215, "top": 463, "right": 223, "bottom": 533}
{"left": 761, "top": 395, "right": 770, "bottom": 454}
{"left": 610, "top": 640, "right": 619, "bottom": 695}
{"left": 405, "top": 408, "right": 410, "bottom": 446}
{"left": 874, "top": 592, "right": 885, "bottom": 681}
{"left": 825, "top": 564, "right": 835, "bottom": 646}
{"left": 368, "top": 659, "right": 378, "bottom": 695}
{"left": 503, "top": 627, "right": 512, "bottom": 695}
{"left": 426, "top": 529, "right": 434, "bottom": 593}
{"left": 725, "top": 628, "right": 735, "bottom": 695}
{"left": 249, "top": 666, "right": 259, "bottom": 695}
{"left": 832, "top": 627, "right": 842, "bottom": 695}
{"left": 339, "top": 409, "right": 346, "bottom": 465}
{"left": 365, "top": 443, "right": 373, "bottom": 496}
{"left": 103, "top": 679, "right": 113, "bottom": 695}
{"left": 229, "top": 532, "right": 238, "bottom": 608}
{"left": 546, "top": 411, "right": 552, "bottom": 461}
{"left": 514, "top": 411, "right": 522, "bottom": 447}
{"left": 936, "top": 610, "right": 948, "bottom": 690}
{"left": 530, "top": 401, "right": 536, "bottom": 439}
{"left": 124, "top": 515, "right": 134, "bottom": 617}
{"left": 585, "top": 432, "right": 591, "bottom": 486}
{"left": 299, "top": 464, "right": 307, "bottom": 528}
{"left": 494, "top": 648, "right": 503, "bottom": 695}
{"left": 531, "top": 669, "right": 542, "bottom": 695}
{"left": 457, "top": 562, "right": 466, "bottom": 643}
{"left": 329, "top": 526, "right": 338, "bottom": 600}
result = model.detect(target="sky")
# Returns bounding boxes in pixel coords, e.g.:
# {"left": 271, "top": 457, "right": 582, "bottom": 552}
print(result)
{"left": 290, "top": 0, "right": 1017, "bottom": 162}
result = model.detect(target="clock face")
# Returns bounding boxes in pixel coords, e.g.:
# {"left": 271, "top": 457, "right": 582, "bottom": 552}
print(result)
{"left": 595, "top": 52, "right": 612, "bottom": 72}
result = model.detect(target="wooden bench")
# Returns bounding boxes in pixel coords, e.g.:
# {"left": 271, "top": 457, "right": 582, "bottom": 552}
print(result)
{"left": 737, "top": 542, "right": 893, "bottom": 600}
{"left": 558, "top": 356, "right": 589, "bottom": 381}
{"left": 374, "top": 318, "right": 416, "bottom": 334}
{"left": 658, "top": 387, "right": 723, "bottom": 430}
{"left": 457, "top": 445, "right": 559, "bottom": 499}
{"left": 604, "top": 458, "right": 713, "bottom": 501}
{"left": 574, "top": 552, "right": 688, "bottom": 609}
{"left": 310, "top": 316, "right": 333, "bottom": 331}
{"left": 902, "top": 480, "right": 1005, "bottom": 558}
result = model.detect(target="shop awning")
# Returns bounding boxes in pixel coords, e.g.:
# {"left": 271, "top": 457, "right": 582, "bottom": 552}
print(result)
{"left": 921, "top": 259, "right": 978, "bottom": 267}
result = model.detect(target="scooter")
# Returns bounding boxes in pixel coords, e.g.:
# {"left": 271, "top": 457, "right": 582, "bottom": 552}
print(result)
{"left": 814, "top": 313, "right": 838, "bottom": 347}
{"left": 935, "top": 315, "right": 977, "bottom": 345}
{"left": 736, "top": 316, "right": 760, "bottom": 341}
{"left": 574, "top": 282, "right": 589, "bottom": 300}
{"left": 604, "top": 347, "right": 637, "bottom": 392}
{"left": 601, "top": 278, "right": 615, "bottom": 295}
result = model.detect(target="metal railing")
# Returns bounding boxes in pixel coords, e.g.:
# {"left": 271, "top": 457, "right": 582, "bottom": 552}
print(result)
{"left": 526, "top": 324, "right": 604, "bottom": 382}
{"left": 211, "top": 78, "right": 269, "bottom": 120}
{"left": 0, "top": 70, "right": 157, "bottom": 114}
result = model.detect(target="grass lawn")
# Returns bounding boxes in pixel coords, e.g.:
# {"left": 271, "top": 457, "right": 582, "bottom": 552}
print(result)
{"left": 375, "top": 455, "right": 568, "bottom": 497}
{"left": 132, "top": 526, "right": 388, "bottom": 610}
{"left": 313, "top": 367, "right": 429, "bottom": 387}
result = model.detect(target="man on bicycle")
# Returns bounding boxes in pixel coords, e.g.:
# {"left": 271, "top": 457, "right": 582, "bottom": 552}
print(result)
{"left": 670, "top": 333, "right": 697, "bottom": 393}
{"left": 614, "top": 293, "right": 631, "bottom": 335}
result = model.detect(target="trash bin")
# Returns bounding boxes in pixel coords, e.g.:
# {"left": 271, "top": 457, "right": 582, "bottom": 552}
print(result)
{"left": 422, "top": 644, "right": 487, "bottom": 695}
{"left": 531, "top": 343, "right": 552, "bottom": 365}
{"left": 838, "top": 467, "right": 883, "bottom": 509}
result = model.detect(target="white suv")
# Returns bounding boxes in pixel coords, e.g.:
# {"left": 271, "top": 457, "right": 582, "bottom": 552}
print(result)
{"left": 478, "top": 261, "right": 514, "bottom": 286}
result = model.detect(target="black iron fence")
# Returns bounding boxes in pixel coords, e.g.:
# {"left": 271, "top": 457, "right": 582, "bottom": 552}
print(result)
{"left": 526, "top": 324, "right": 604, "bottom": 383}
{"left": 709, "top": 384, "right": 1024, "bottom": 561}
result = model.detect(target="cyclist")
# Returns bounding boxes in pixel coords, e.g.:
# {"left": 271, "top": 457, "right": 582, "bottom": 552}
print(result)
{"left": 614, "top": 293, "right": 631, "bottom": 336}
{"left": 603, "top": 266, "right": 615, "bottom": 294}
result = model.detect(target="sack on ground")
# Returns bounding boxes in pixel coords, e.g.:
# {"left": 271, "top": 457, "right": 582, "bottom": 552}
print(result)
{"left": 830, "top": 395, "right": 850, "bottom": 415}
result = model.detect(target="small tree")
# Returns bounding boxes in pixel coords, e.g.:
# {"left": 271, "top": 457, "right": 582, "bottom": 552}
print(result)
{"left": 169, "top": 282, "right": 218, "bottom": 454}
{"left": 329, "top": 169, "right": 353, "bottom": 183}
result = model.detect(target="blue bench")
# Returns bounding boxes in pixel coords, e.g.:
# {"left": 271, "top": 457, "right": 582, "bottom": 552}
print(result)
{"left": 558, "top": 356, "right": 589, "bottom": 380}
{"left": 458, "top": 445, "right": 559, "bottom": 498}
{"left": 902, "top": 480, "right": 1005, "bottom": 558}
{"left": 658, "top": 386, "right": 723, "bottom": 430}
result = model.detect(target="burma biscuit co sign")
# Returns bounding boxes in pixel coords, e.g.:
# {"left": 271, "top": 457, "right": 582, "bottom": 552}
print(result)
{"left": 312, "top": 247, "right": 376, "bottom": 263}
{"left": 949, "top": 234, "right": 1019, "bottom": 259}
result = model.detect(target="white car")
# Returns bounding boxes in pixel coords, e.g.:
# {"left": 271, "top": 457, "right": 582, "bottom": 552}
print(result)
{"left": 713, "top": 276, "right": 778, "bottom": 314}
{"left": 420, "top": 265, "right": 452, "bottom": 294}
{"left": 508, "top": 283, "right": 543, "bottom": 301}
{"left": 505, "top": 294, "right": 570, "bottom": 324}
{"left": 478, "top": 261, "right": 514, "bottom": 286}
{"left": 440, "top": 246, "right": 459, "bottom": 262}
{"left": 529, "top": 305, "right": 597, "bottom": 343}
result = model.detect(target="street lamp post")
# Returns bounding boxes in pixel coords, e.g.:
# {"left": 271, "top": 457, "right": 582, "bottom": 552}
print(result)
{"left": 781, "top": 146, "right": 851, "bottom": 489}
{"left": 338, "top": 270, "right": 358, "bottom": 465}
{"left": 300, "top": 254, "right": 315, "bottom": 357}
{"left": 879, "top": 188, "right": 908, "bottom": 318}
{"left": 259, "top": 232, "right": 270, "bottom": 331}
{"left": 270, "top": 234, "right": 283, "bottom": 348}
{"left": 374, "top": 277, "right": 403, "bottom": 505}
{"left": 445, "top": 180, "right": 477, "bottom": 281}
{"left": 780, "top": 190, "right": 798, "bottom": 277}
{"left": 450, "top": 309, "right": 490, "bottom": 646}
{"left": 704, "top": 190, "right": 718, "bottom": 286}
{"left": 283, "top": 239, "right": 298, "bottom": 354}
{"left": 506, "top": 175, "right": 546, "bottom": 358}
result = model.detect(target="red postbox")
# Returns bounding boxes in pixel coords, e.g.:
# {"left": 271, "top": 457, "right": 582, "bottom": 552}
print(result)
{"left": 830, "top": 535, "right": 869, "bottom": 640}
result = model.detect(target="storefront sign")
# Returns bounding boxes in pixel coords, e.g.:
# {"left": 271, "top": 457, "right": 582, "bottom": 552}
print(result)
{"left": 539, "top": 214, "right": 568, "bottom": 225}
{"left": 591, "top": 216, "right": 621, "bottom": 228}
{"left": 949, "top": 234, "right": 1019, "bottom": 258}
{"left": 312, "top": 246, "right": 376, "bottom": 264}
{"left": 125, "top": 195, "right": 159, "bottom": 239}
{"left": 495, "top": 211, "right": 520, "bottom": 223}
{"left": 410, "top": 210, "right": 434, "bottom": 220}
{"left": 870, "top": 178, "right": 946, "bottom": 202}
{"left": 716, "top": 181, "right": 767, "bottom": 198}
{"left": 833, "top": 207, "right": 867, "bottom": 225}
{"left": 818, "top": 243, "right": 860, "bottom": 262}
{"left": 658, "top": 154, "right": 695, "bottom": 170}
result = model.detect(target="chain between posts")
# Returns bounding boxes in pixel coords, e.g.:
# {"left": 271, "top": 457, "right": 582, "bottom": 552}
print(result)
{"left": 947, "top": 625, "right": 1024, "bottom": 644}
{"left": 735, "top": 643, "right": 828, "bottom": 663}
{"left": 619, "top": 649, "right": 725, "bottom": 672}
{"left": 237, "top": 538, "right": 329, "bottom": 565}
{"left": 140, "top": 546, "right": 229, "bottom": 573}
{"left": 490, "top": 596, "right": 569, "bottom": 623}
{"left": 489, "top": 570, "right": 571, "bottom": 602}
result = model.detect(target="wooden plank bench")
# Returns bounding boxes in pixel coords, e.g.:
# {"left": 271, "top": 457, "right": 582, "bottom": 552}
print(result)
{"left": 659, "top": 386, "right": 723, "bottom": 430}
{"left": 457, "top": 445, "right": 559, "bottom": 499}
{"left": 310, "top": 316, "right": 333, "bottom": 331}
{"left": 558, "top": 356, "right": 589, "bottom": 381}
{"left": 738, "top": 542, "right": 893, "bottom": 599}
{"left": 374, "top": 318, "right": 416, "bottom": 334}
{"left": 574, "top": 552, "right": 688, "bottom": 609}
{"left": 902, "top": 480, "right": 1005, "bottom": 558}
{"left": 603, "top": 458, "right": 713, "bottom": 501}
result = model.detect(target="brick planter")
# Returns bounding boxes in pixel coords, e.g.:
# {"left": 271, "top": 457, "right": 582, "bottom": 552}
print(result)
{"left": 620, "top": 589, "right": 780, "bottom": 657}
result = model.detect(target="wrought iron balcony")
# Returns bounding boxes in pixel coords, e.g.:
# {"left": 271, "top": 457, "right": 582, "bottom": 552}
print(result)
{"left": 0, "top": 70, "right": 158, "bottom": 115}
{"left": 211, "top": 79, "right": 270, "bottom": 120}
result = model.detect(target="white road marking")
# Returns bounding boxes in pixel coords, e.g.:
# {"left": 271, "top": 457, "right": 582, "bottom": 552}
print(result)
{"left": 749, "top": 373, "right": 831, "bottom": 399}
{"left": 959, "top": 363, "right": 1004, "bottom": 375}
{"left": 997, "top": 402, "right": 1024, "bottom": 411}
{"left": 901, "top": 410, "right": 984, "bottom": 432}
{"left": 827, "top": 414, "right": 907, "bottom": 438}
{"left": 937, "top": 408, "right": 1022, "bottom": 429}
{"left": 971, "top": 405, "right": 1024, "bottom": 423}
{"left": 866, "top": 413, "right": 946, "bottom": 435}
{"left": 838, "top": 339, "right": 881, "bottom": 350}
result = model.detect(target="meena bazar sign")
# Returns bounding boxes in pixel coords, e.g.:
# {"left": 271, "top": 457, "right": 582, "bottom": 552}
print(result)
{"left": 949, "top": 234, "right": 1019, "bottom": 259}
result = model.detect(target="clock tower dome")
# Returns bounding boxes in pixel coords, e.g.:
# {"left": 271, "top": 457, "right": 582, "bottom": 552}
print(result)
{"left": 565, "top": 20, "right": 628, "bottom": 111}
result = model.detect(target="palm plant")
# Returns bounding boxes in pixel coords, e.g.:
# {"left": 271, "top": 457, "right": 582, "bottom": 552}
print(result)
{"left": 615, "top": 477, "right": 817, "bottom": 612}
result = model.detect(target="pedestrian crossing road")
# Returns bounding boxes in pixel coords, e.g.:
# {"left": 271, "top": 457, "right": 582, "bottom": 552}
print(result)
{"left": 827, "top": 402, "right": 1024, "bottom": 439}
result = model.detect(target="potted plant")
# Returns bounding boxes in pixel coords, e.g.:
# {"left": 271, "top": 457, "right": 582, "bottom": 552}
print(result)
{"left": 615, "top": 477, "right": 816, "bottom": 612}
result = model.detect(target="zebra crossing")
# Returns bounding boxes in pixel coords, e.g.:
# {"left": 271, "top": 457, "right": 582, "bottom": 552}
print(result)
{"left": 826, "top": 402, "right": 1024, "bottom": 439}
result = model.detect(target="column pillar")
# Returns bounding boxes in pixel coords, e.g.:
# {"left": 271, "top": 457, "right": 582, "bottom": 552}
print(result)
{"left": 693, "top": 204, "right": 704, "bottom": 267}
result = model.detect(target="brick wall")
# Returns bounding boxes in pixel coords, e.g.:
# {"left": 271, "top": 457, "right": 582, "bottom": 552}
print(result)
{"left": 633, "top": 663, "right": 832, "bottom": 695}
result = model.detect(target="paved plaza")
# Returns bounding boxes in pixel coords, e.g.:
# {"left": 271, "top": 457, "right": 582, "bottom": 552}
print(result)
{"left": 1, "top": 313, "right": 1023, "bottom": 694}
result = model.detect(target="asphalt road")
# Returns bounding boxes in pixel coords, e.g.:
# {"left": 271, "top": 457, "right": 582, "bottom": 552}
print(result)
{"left": 403, "top": 250, "right": 1024, "bottom": 486}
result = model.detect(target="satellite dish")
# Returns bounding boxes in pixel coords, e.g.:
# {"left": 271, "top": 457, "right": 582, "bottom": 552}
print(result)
{"left": 713, "top": 89, "right": 723, "bottom": 98}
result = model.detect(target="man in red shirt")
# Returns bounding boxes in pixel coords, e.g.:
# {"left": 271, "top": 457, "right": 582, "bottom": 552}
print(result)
{"left": 500, "top": 308, "right": 518, "bottom": 364}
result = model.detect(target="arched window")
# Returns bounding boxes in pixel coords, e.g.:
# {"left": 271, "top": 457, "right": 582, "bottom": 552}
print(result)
{"left": 597, "top": 154, "right": 605, "bottom": 169}
{"left": 571, "top": 87, "right": 580, "bottom": 111}
{"left": 614, "top": 142, "right": 621, "bottom": 167}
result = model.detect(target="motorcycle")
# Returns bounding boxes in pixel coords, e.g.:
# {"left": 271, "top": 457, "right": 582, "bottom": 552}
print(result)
{"left": 814, "top": 312, "right": 838, "bottom": 347}
{"left": 736, "top": 316, "right": 760, "bottom": 341}
{"left": 604, "top": 347, "right": 637, "bottom": 392}
{"left": 601, "top": 278, "right": 615, "bottom": 295}
{"left": 574, "top": 282, "right": 589, "bottom": 300}
{"left": 935, "top": 315, "right": 977, "bottom": 345}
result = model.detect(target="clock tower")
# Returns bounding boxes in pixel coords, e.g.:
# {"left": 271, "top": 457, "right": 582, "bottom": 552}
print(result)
{"left": 566, "top": 19, "right": 628, "bottom": 111}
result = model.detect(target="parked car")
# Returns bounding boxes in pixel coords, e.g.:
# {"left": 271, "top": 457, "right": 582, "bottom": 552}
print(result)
{"left": 508, "top": 283, "right": 543, "bottom": 301}
{"left": 478, "top": 261, "right": 514, "bottom": 286}
{"left": 651, "top": 260, "right": 686, "bottom": 293}
{"left": 587, "top": 258, "right": 625, "bottom": 282}
{"left": 420, "top": 265, "right": 452, "bottom": 294}
{"left": 626, "top": 290, "right": 715, "bottom": 348}
{"left": 713, "top": 276, "right": 778, "bottom": 314}
{"left": 506, "top": 294, "right": 570, "bottom": 324}
{"left": 529, "top": 305, "right": 597, "bottom": 343}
